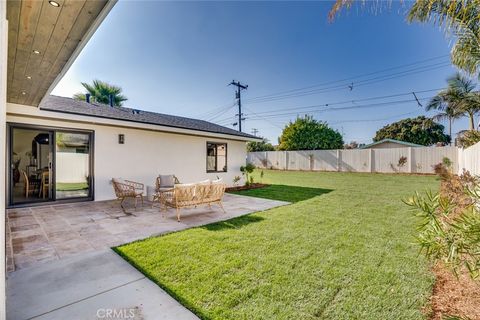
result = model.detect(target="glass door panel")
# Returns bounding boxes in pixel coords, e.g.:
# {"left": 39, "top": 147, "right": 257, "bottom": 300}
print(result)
{"left": 10, "top": 127, "right": 53, "bottom": 205}
{"left": 55, "top": 132, "right": 91, "bottom": 199}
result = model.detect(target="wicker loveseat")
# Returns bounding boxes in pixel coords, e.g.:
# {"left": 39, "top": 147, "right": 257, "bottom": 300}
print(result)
{"left": 162, "top": 180, "right": 226, "bottom": 221}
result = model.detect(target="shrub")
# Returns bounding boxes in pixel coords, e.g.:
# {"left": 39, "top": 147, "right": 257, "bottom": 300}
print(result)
{"left": 404, "top": 171, "right": 480, "bottom": 279}
{"left": 240, "top": 163, "right": 256, "bottom": 186}
{"left": 233, "top": 176, "right": 241, "bottom": 186}
{"left": 457, "top": 130, "right": 480, "bottom": 148}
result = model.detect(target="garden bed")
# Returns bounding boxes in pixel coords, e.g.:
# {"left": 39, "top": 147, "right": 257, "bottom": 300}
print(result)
{"left": 225, "top": 183, "right": 268, "bottom": 192}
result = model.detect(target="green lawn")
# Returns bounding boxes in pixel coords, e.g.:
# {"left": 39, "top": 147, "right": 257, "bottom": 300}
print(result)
{"left": 56, "top": 182, "right": 88, "bottom": 191}
{"left": 115, "top": 170, "right": 439, "bottom": 319}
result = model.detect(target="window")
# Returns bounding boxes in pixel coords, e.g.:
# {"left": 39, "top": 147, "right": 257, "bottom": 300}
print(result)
{"left": 207, "top": 142, "right": 227, "bottom": 172}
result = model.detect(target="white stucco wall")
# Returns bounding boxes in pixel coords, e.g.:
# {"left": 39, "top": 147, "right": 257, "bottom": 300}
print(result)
{"left": 7, "top": 103, "right": 250, "bottom": 201}
{"left": 1, "top": 1, "right": 7, "bottom": 317}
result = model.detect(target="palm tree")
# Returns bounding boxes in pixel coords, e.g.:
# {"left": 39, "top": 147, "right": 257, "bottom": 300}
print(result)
{"left": 329, "top": 0, "right": 480, "bottom": 77}
{"left": 428, "top": 73, "right": 480, "bottom": 131}
{"left": 73, "top": 79, "right": 127, "bottom": 107}
{"left": 408, "top": 0, "right": 480, "bottom": 77}
{"left": 426, "top": 102, "right": 462, "bottom": 142}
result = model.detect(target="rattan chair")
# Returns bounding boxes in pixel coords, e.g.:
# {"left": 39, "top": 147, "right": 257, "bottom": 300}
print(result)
{"left": 112, "top": 178, "right": 144, "bottom": 210}
{"left": 151, "top": 175, "right": 180, "bottom": 208}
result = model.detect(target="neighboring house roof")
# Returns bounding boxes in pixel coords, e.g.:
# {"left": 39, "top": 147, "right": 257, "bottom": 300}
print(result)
{"left": 361, "top": 138, "right": 423, "bottom": 149}
{"left": 39, "top": 95, "right": 258, "bottom": 140}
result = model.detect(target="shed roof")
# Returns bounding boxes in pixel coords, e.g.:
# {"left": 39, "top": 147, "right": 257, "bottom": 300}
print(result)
{"left": 361, "top": 138, "right": 423, "bottom": 149}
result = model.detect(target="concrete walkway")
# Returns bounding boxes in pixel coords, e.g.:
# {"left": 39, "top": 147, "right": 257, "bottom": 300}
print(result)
{"left": 7, "top": 250, "right": 198, "bottom": 320}
{"left": 7, "top": 194, "right": 289, "bottom": 320}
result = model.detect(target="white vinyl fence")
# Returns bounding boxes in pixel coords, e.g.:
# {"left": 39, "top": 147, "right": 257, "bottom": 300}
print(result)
{"left": 248, "top": 146, "right": 462, "bottom": 174}
{"left": 458, "top": 142, "right": 480, "bottom": 175}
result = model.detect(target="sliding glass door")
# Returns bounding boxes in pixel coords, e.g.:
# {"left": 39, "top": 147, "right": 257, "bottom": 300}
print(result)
{"left": 55, "top": 132, "right": 92, "bottom": 199}
{"left": 10, "top": 127, "right": 54, "bottom": 205}
{"left": 8, "top": 124, "right": 94, "bottom": 206}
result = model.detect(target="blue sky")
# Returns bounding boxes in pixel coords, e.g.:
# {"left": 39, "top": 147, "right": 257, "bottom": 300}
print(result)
{"left": 52, "top": 0, "right": 470, "bottom": 144}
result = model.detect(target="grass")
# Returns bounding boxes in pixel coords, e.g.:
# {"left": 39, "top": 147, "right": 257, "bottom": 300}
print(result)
{"left": 115, "top": 170, "right": 439, "bottom": 319}
{"left": 229, "top": 184, "right": 333, "bottom": 203}
{"left": 55, "top": 182, "right": 88, "bottom": 191}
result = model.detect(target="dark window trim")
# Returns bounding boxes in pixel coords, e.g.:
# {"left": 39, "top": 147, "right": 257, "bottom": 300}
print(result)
{"left": 206, "top": 142, "right": 227, "bottom": 173}
{"left": 6, "top": 122, "right": 95, "bottom": 208}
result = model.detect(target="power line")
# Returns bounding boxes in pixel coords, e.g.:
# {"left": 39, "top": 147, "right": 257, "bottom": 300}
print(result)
{"left": 245, "top": 61, "right": 450, "bottom": 104}
{"left": 244, "top": 88, "right": 441, "bottom": 117}
{"left": 206, "top": 103, "right": 236, "bottom": 122}
{"left": 245, "top": 97, "right": 432, "bottom": 120}
{"left": 245, "top": 54, "right": 449, "bottom": 102}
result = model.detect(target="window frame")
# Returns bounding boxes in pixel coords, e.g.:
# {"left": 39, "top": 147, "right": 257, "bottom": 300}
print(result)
{"left": 206, "top": 142, "right": 228, "bottom": 173}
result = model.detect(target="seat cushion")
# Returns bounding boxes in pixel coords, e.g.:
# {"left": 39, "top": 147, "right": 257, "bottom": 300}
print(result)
{"left": 159, "top": 175, "right": 175, "bottom": 188}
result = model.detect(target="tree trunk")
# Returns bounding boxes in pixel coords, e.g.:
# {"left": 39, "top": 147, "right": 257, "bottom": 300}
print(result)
{"left": 468, "top": 112, "right": 475, "bottom": 130}
{"left": 449, "top": 117, "right": 452, "bottom": 145}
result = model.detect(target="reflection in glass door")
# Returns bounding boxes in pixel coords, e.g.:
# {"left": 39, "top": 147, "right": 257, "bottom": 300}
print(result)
{"left": 9, "top": 125, "right": 93, "bottom": 206}
{"left": 55, "top": 132, "right": 92, "bottom": 199}
{"left": 10, "top": 127, "right": 53, "bottom": 205}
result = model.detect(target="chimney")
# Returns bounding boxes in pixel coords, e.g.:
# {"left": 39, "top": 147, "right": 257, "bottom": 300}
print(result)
{"left": 109, "top": 94, "right": 114, "bottom": 107}
{"left": 85, "top": 93, "right": 91, "bottom": 103}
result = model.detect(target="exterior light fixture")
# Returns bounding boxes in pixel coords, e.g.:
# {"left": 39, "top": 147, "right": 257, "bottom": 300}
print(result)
{"left": 26, "top": 76, "right": 32, "bottom": 80}
{"left": 33, "top": 50, "right": 40, "bottom": 54}
{"left": 118, "top": 134, "right": 125, "bottom": 144}
{"left": 21, "top": 91, "right": 26, "bottom": 95}
{"left": 48, "top": 1, "right": 60, "bottom": 7}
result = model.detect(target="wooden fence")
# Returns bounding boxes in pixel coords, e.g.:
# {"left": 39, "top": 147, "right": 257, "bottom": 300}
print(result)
{"left": 247, "top": 146, "right": 460, "bottom": 174}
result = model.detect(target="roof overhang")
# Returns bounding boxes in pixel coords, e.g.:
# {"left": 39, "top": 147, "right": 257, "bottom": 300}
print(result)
{"left": 6, "top": 0, "right": 116, "bottom": 107}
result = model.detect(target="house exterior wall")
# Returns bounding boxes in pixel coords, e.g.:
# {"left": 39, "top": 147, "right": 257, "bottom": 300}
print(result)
{"left": 6, "top": 103, "right": 249, "bottom": 202}
{"left": 1, "top": 0, "right": 7, "bottom": 316}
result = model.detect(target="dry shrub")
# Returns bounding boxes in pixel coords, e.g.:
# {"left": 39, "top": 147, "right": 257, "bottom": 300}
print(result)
{"left": 437, "top": 168, "right": 478, "bottom": 218}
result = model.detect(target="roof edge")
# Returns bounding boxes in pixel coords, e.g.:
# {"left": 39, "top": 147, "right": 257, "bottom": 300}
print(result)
{"left": 39, "top": 0, "right": 118, "bottom": 107}
{"left": 361, "top": 138, "right": 423, "bottom": 149}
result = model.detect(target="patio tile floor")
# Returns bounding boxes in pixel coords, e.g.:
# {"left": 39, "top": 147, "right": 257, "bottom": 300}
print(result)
{"left": 6, "top": 194, "right": 288, "bottom": 272}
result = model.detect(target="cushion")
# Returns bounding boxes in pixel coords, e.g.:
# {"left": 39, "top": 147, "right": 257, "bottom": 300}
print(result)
{"left": 197, "top": 179, "right": 211, "bottom": 185}
{"left": 159, "top": 174, "right": 175, "bottom": 188}
{"left": 211, "top": 178, "right": 223, "bottom": 184}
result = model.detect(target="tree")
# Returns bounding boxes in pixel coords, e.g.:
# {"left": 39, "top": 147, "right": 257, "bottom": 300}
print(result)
{"left": 428, "top": 73, "right": 480, "bottom": 131}
{"left": 74, "top": 79, "right": 127, "bottom": 107}
{"left": 373, "top": 116, "right": 451, "bottom": 146}
{"left": 344, "top": 141, "right": 359, "bottom": 149}
{"left": 247, "top": 138, "right": 275, "bottom": 152}
{"left": 278, "top": 115, "right": 343, "bottom": 150}
{"left": 329, "top": 0, "right": 480, "bottom": 77}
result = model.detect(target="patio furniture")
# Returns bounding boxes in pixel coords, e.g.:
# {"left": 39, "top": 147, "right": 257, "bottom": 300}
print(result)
{"left": 39, "top": 171, "right": 50, "bottom": 199}
{"left": 162, "top": 179, "right": 226, "bottom": 221}
{"left": 151, "top": 174, "right": 180, "bottom": 208}
{"left": 112, "top": 178, "right": 145, "bottom": 210}
{"left": 21, "top": 170, "right": 38, "bottom": 198}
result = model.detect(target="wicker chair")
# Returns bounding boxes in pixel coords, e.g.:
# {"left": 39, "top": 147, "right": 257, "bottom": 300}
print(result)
{"left": 151, "top": 175, "right": 180, "bottom": 208}
{"left": 162, "top": 181, "right": 226, "bottom": 222}
{"left": 112, "top": 178, "right": 144, "bottom": 210}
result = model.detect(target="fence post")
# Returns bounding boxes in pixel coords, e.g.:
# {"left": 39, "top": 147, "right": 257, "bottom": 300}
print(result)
{"left": 408, "top": 147, "right": 414, "bottom": 173}
{"left": 264, "top": 151, "right": 267, "bottom": 169}
{"left": 285, "top": 151, "right": 288, "bottom": 170}
{"left": 369, "top": 149, "right": 374, "bottom": 172}
{"left": 336, "top": 149, "right": 341, "bottom": 172}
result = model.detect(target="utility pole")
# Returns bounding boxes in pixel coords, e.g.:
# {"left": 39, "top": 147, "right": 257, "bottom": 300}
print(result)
{"left": 251, "top": 128, "right": 259, "bottom": 136}
{"left": 229, "top": 80, "right": 248, "bottom": 132}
